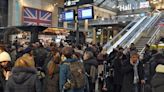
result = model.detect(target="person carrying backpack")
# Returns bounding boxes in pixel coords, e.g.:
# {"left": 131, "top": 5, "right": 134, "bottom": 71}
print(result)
{"left": 59, "top": 47, "right": 86, "bottom": 92}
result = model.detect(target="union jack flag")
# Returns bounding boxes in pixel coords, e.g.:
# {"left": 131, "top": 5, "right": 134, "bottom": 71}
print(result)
{"left": 23, "top": 7, "right": 52, "bottom": 27}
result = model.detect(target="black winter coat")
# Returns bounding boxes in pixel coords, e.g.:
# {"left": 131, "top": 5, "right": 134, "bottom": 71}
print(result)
{"left": 113, "top": 58, "right": 125, "bottom": 85}
{"left": 33, "top": 47, "right": 49, "bottom": 68}
{"left": 151, "top": 64, "right": 164, "bottom": 92}
{"left": 0, "top": 68, "right": 6, "bottom": 92}
{"left": 84, "top": 57, "right": 98, "bottom": 76}
{"left": 5, "top": 67, "right": 41, "bottom": 92}
{"left": 121, "top": 61, "right": 144, "bottom": 92}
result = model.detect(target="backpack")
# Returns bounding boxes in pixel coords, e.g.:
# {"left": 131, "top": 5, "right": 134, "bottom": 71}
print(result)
{"left": 64, "top": 61, "right": 86, "bottom": 89}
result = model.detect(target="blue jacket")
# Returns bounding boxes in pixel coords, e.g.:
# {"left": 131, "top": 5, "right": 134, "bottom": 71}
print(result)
{"left": 59, "top": 58, "right": 84, "bottom": 92}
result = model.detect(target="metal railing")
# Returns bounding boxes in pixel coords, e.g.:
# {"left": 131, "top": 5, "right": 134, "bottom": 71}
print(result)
{"left": 106, "top": 16, "right": 147, "bottom": 54}
{"left": 140, "top": 26, "right": 161, "bottom": 59}
{"left": 103, "top": 17, "right": 140, "bottom": 49}
{"left": 124, "top": 14, "right": 160, "bottom": 48}
{"left": 124, "top": 12, "right": 161, "bottom": 49}
{"left": 88, "top": 17, "right": 137, "bottom": 26}
{"left": 145, "top": 13, "right": 162, "bottom": 35}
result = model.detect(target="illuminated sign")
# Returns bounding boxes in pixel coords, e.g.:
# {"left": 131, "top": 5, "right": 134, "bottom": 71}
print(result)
{"left": 118, "top": 1, "right": 150, "bottom": 11}
{"left": 64, "top": 0, "right": 93, "bottom": 7}
{"left": 140, "top": 1, "right": 150, "bottom": 8}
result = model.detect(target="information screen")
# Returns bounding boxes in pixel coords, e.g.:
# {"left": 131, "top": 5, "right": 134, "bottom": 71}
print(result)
{"left": 78, "top": 6, "right": 94, "bottom": 20}
{"left": 62, "top": 10, "right": 75, "bottom": 21}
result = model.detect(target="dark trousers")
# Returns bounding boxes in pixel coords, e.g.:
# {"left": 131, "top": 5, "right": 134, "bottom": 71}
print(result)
{"left": 114, "top": 84, "right": 122, "bottom": 92}
{"left": 89, "top": 83, "right": 95, "bottom": 92}
{"left": 133, "top": 84, "right": 139, "bottom": 92}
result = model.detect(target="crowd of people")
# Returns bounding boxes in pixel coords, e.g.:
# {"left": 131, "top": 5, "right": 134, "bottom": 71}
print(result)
{"left": 0, "top": 41, "right": 164, "bottom": 92}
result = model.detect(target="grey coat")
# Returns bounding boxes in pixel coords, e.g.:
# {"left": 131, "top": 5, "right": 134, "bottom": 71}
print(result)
{"left": 151, "top": 64, "right": 164, "bottom": 92}
{"left": 5, "top": 67, "right": 41, "bottom": 92}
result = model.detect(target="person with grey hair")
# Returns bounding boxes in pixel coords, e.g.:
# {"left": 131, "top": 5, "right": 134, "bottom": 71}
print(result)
{"left": 121, "top": 51, "right": 145, "bottom": 92}
{"left": 83, "top": 51, "right": 98, "bottom": 92}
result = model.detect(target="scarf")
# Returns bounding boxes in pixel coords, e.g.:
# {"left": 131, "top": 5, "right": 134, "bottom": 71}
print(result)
{"left": 47, "top": 60, "right": 59, "bottom": 78}
{"left": 133, "top": 60, "right": 139, "bottom": 84}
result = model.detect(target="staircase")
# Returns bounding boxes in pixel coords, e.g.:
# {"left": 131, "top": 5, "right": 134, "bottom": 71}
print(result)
{"left": 135, "top": 26, "right": 159, "bottom": 53}
{"left": 135, "top": 37, "right": 151, "bottom": 52}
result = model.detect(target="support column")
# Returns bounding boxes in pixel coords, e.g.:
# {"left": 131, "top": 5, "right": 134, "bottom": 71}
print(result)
{"left": 100, "top": 30, "right": 104, "bottom": 44}
{"left": 107, "top": 29, "right": 110, "bottom": 41}
{"left": 92, "top": 28, "right": 96, "bottom": 44}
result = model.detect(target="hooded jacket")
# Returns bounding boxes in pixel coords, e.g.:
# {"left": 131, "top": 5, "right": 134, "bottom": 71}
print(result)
{"left": 151, "top": 64, "right": 164, "bottom": 92}
{"left": 5, "top": 67, "right": 41, "bottom": 92}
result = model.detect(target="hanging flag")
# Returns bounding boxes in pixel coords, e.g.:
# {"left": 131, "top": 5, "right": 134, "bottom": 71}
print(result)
{"left": 22, "top": 7, "right": 52, "bottom": 27}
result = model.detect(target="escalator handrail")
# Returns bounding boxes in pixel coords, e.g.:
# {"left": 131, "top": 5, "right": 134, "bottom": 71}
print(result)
{"left": 106, "top": 16, "right": 147, "bottom": 54}
{"left": 124, "top": 14, "right": 158, "bottom": 48}
{"left": 116, "top": 16, "right": 147, "bottom": 47}
{"left": 103, "top": 17, "right": 140, "bottom": 49}
{"left": 125, "top": 12, "right": 161, "bottom": 49}
{"left": 139, "top": 26, "right": 161, "bottom": 59}
{"left": 145, "top": 13, "right": 162, "bottom": 34}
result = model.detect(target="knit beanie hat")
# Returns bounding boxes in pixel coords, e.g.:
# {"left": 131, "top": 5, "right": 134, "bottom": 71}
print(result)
{"left": 0, "top": 51, "right": 11, "bottom": 62}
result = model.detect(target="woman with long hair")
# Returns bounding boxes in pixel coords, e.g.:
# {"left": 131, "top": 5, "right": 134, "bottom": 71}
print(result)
{"left": 43, "top": 49, "right": 60, "bottom": 92}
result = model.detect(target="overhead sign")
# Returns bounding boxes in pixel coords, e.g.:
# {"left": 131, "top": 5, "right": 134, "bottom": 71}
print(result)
{"left": 64, "top": 0, "right": 93, "bottom": 7}
{"left": 118, "top": 1, "right": 150, "bottom": 11}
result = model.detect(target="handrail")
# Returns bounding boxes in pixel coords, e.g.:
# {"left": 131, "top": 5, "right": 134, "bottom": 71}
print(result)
{"left": 125, "top": 12, "right": 161, "bottom": 49}
{"left": 140, "top": 26, "right": 161, "bottom": 59}
{"left": 145, "top": 13, "right": 162, "bottom": 35}
{"left": 106, "top": 16, "right": 147, "bottom": 54}
{"left": 124, "top": 14, "right": 158, "bottom": 48}
{"left": 103, "top": 17, "right": 140, "bottom": 49}
{"left": 89, "top": 17, "right": 136, "bottom": 25}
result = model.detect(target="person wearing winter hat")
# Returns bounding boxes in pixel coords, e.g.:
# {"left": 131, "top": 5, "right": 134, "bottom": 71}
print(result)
{"left": 5, "top": 53, "right": 41, "bottom": 92}
{"left": 0, "top": 51, "right": 12, "bottom": 92}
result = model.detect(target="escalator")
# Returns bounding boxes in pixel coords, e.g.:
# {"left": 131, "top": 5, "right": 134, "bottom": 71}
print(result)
{"left": 104, "top": 16, "right": 148, "bottom": 54}
{"left": 123, "top": 12, "right": 162, "bottom": 54}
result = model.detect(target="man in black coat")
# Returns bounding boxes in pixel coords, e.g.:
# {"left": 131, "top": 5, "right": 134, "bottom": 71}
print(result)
{"left": 121, "top": 51, "right": 145, "bottom": 92}
{"left": 113, "top": 51, "right": 127, "bottom": 92}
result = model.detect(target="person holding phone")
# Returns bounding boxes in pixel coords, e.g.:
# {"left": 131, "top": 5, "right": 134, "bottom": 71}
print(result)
{"left": 121, "top": 51, "right": 145, "bottom": 92}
